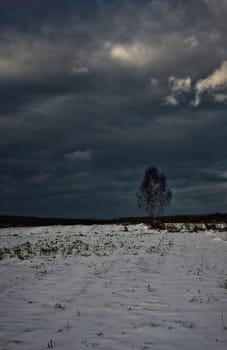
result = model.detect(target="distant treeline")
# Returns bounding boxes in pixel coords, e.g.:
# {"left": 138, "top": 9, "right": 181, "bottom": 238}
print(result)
{"left": 0, "top": 213, "right": 227, "bottom": 228}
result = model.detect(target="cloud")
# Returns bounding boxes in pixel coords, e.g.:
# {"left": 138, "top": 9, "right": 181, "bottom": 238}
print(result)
{"left": 150, "top": 77, "right": 160, "bottom": 89}
{"left": 213, "top": 93, "right": 227, "bottom": 103}
{"left": 108, "top": 42, "right": 155, "bottom": 67}
{"left": 193, "top": 60, "right": 227, "bottom": 106}
{"left": 164, "top": 63, "right": 227, "bottom": 107}
{"left": 203, "top": 0, "right": 227, "bottom": 18}
{"left": 164, "top": 94, "right": 179, "bottom": 106}
{"left": 196, "top": 61, "right": 227, "bottom": 92}
{"left": 0, "top": 34, "right": 66, "bottom": 80}
{"left": 0, "top": 1, "right": 224, "bottom": 82}
{"left": 70, "top": 62, "right": 89, "bottom": 75}
{"left": 65, "top": 150, "right": 93, "bottom": 162}
{"left": 1, "top": 0, "right": 227, "bottom": 217}
{"left": 30, "top": 174, "right": 51, "bottom": 185}
{"left": 169, "top": 76, "right": 192, "bottom": 92}
{"left": 184, "top": 35, "right": 199, "bottom": 48}
{"left": 164, "top": 76, "right": 192, "bottom": 106}
{"left": 0, "top": 32, "right": 90, "bottom": 82}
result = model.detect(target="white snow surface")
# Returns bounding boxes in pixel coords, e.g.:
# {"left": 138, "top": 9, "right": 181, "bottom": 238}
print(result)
{"left": 0, "top": 224, "right": 227, "bottom": 350}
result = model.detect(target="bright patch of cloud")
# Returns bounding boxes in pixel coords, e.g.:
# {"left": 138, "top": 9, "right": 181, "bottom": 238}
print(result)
{"left": 0, "top": 47, "right": 33, "bottom": 79}
{"left": 165, "top": 63, "right": 227, "bottom": 107}
{"left": 163, "top": 94, "right": 179, "bottom": 106}
{"left": 65, "top": 150, "right": 93, "bottom": 162}
{"left": 164, "top": 76, "right": 191, "bottom": 106}
{"left": 0, "top": 33, "right": 88, "bottom": 81}
{"left": 193, "top": 60, "right": 227, "bottom": 106}
{"left": 196, "top": 61, "right": 227, "bottom": 93}
{"left": 109, "top": 42, "right": 154, "bottom": 67}
{"left": 0, "top": 35, "right": 65, "bottom": 80}
{"left": 169, "top": 76, "right": 192, "bottom": 92}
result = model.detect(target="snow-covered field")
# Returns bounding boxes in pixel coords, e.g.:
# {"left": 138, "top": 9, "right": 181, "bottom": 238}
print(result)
{"left": 0, "top": 224, "right": 227, "bottom": 350}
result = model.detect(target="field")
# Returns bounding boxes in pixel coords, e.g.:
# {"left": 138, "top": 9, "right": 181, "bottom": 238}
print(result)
{"left": 0, "top": 224, "right": 227, "bottom": 350}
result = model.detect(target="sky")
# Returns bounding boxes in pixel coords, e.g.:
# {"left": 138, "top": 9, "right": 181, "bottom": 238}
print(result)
{"left": 0, "top": 0, "right": 227, "bottom": 218}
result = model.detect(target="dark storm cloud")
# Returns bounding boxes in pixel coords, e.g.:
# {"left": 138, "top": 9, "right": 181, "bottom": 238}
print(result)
{"left": 0, "top": 0, "right": 88, "bottom": 30}
{"left": 1, "top": 0, "right": 227, "bottom": 217}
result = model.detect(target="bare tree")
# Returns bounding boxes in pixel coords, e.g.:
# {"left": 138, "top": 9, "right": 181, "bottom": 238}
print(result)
{"left": 137, "top": 166, "right": 172, "bottom": 218}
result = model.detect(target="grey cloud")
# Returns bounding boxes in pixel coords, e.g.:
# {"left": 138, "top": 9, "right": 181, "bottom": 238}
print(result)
{"left": 203, "top": 0, "right": 227, "bottom": 30}
{"left": 164, "top": 61, "right": 227, "bottom": 107}
{"left": 29, "top": 174, "right": 51, "bottom": 185}
{"left": 0, "top": 0, "right": 223, "bottom": 83}
{"left": 65, "top": 150, "right": 93, "bottom": 162}
{"left": 163, "top": 95, "right": 179, "bottom": 106}
{"left": 169, "top": 77, "right": 191, "bottom": 93}
{"left": 1, "top": 0, "right": 227, "bottom": 217}
{"left": 194, "top": 60, "right": 227, "bottom": 106}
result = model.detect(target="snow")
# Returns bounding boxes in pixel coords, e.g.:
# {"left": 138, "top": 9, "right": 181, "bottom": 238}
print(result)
{"left": 0, "top": 224, "right": 227, "bottom": 350}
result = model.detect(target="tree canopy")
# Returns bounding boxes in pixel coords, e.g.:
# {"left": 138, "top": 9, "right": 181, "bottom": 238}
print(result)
{"left": 137, "top": 166, "right": 172, "bottom": 218}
